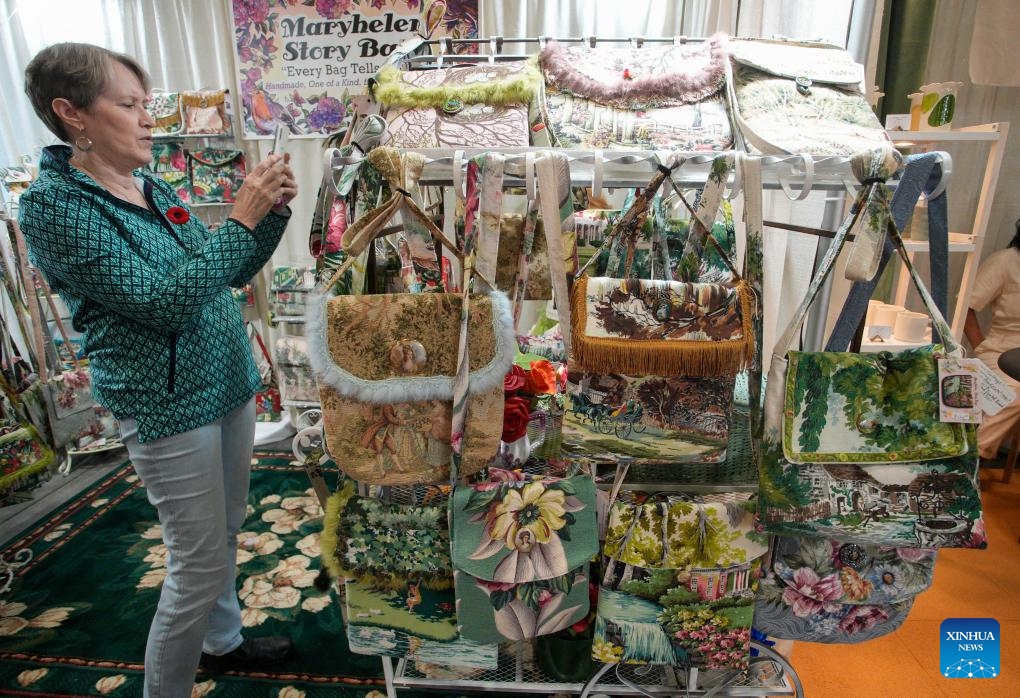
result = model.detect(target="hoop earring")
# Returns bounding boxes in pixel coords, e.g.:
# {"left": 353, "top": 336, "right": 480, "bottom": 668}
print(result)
{"left": 74, "top": 135, "right": 93, "bottom": 152}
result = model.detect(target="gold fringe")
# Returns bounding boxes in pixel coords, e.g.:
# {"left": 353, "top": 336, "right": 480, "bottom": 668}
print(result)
{"left": 570, "top": 276, "right": 755, "bottom": 377}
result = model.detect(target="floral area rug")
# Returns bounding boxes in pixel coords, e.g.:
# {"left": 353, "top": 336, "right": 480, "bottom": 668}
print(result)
{"left": 0, "top": 451, "right": 389, "bottom": 697}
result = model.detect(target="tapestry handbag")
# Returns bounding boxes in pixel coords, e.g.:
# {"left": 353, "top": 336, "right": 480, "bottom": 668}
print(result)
{"left": 563, "top": 155, "right": 754, "bottom": 465}
{"left": 373, "top": 59, "right": 543, "bottom": 148}
{"left": 0, "top": 421, "right": 56, "bottom": 501}
{"left": 321, "top": 478, "right": 499, "bottom": 669}
{"left": 180, "top": 89, "right": 232, "bottom": 136}
{"left": 148, "top": 141, "right": 190, "bottom": 203}
{"left": 9, "top": 218, "right": 100, "bottom": 450}
{"left": 753, "top": 535, "right": 935, "bottom": 644}
{"left": 757, "top": 149, "right": 986, "bottom": 549}
{"left": 449, "top": 467, "right": 598, "bottom": 643}
{"left": 725, "top": 38, "right": 889, "bottom": 155}
{"left": 187, "top": 148, "right": 246, "bottom": 204}
{"left": 595, "top": 487, "right": 767, "bottom": 668}
{"left": 146, "top": 89, "right": 184, "bottom": 136}
{"left": 307, "top": 149, "right": 516, "bottom": 485}
{"left": 538, "top": 36, "right": 732, "bottom": 151}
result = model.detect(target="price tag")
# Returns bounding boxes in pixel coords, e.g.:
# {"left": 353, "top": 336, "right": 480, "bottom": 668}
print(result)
{"left": 975, "top": 360, "right": 1017, "bottom": 416}
{"left": 937, "top": 358, "right": 982, "bottom": 424}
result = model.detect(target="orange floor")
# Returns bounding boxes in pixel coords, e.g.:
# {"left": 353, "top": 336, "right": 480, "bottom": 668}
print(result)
{"left": 791, "top": 467, "right": 1020, "bottom": 697}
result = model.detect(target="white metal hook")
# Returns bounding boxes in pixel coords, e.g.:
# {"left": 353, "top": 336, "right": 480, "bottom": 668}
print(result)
{"left": 322, "top": 148, "right": 343, "bottom": 196}
{"left": 591, "top": 149, "right": 604, "bottom": 200}
{"left": 452, "top": 149, "right": 466, "bottom": 201}
{"left": 538, "top": 35, "right": 548, "bottom": 49}
{"left": 724, "top": 151, "right": 745, "bottom": 200}
{"left": 630, "top": 37, "right": 645, "bottom": 48}
{"left": 587, "top": 36, "right": 597, "bottom": 48}
{"left": 488, "top": 37, "right": 497, "bottom": 64}
{"left": 778, "top": 153, "right": 815, "bottom": 201}
{"left": 436, "top": 37, "right": 447, "bottom": 68}
{"left": 928, "top": 151, "right": 952, "bottom": 199}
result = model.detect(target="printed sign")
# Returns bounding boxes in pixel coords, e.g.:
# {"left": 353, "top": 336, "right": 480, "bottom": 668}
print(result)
{"left": 231, "top": 0, "right": 478, "bottom": 138}
{"left": 941, "top": 618, "right": 1000, "bottom": 679}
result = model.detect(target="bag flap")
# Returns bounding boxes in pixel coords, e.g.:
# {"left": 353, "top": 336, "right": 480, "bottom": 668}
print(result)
{"left": 730, "top": 39, "right": 864, "bottom": 89}
{"left": 450, "top": 474, "right": 598, "bottom": 583}
{"left": 570, "top": 276, "right": 754, "bottom": 376}
{"left": 180, "top": 90, "right": 227, "bottom": 108}
{"left": 188, "top": 149, "right": 243, "bottom": 168}
{"left": 374, "top": 59, "right": 541, "bottom": 108}
{"left": 603, "top": 495, "right": 766, "bottom": 569}
{"left": 770, "top": 536, "right": 935, "bottom": 605}
{"left": 782, "top": 347, "right": 969, "bottom": 464}
{"left": 540, "top": 37, "right": 727, "bottom": 108}
{"left": 147, "top": 93, "right": 181, "bottom": 119}
{"left": 307, "top": 290, "right": 517, "bottom": 404}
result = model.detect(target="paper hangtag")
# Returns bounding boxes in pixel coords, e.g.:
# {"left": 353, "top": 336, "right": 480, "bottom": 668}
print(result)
{"left": 974, "top": 360, "right": 1017, "bottom": 416}
{"left": 937, "top": 358, "right": 982, "bottom": 424}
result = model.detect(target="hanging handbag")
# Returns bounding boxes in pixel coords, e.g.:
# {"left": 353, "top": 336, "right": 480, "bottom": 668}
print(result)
{"left": 146, "top": 89, "right": 184, "bottom": 136}
{"left": 538, "top": 36, "right": 732, "bottom": 151}
{"left": 148, "top": 141, "right": 190, "bottom": 203}
{"left": 0, "top": 421, "right": 56, "bottom": 502}
{"left": 725, "top": 38, "right": 889, "bottom": 155}
{"left": 595, "top": 485, "right": 767, "bottom": 669}
{"left": 753, "top": 535, "right": 936, "bottom": 644}
{"left": 8, "top": 218, "right": 100, "bottom": 451}
{"left": 307, "top": 149, "right": 516, "bottom": 485}
{"left": 757, "top": 148, "right": 986, "bottom": 549}
{"left": 563, "top": 155, "right": 754, "bottom": 465}
{"left": 248, "top": 323, "right": 282, "bottom": 423}
{"left": 449, "top": 467, "right": 598, "bottom": 643}
{"left": 321, "top": 478, "right": 499, "bottom": 669}
{"left": 180, "top": 89, "right": 232, "bottom": 135}
{"left": 187, "top": 148, "right": 246, "bottom": 204}
{"left": 373, "top": 59, "right": 543, "bottom": 148}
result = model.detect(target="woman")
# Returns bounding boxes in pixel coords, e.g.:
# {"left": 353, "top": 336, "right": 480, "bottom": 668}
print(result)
{"left": 964, "top": 219, "right": 1020, "bottom": 462}
{"left": 20, "top": 43, "right": 297, "bottom": 697}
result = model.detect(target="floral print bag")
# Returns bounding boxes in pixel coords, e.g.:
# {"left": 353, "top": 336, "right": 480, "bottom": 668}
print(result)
{"left": 753, "top": 536, "right": 936, "bottom": 643}
{"left": 594, "top": 491, "right": 767, "bottom": 669}
{"left": 448, "top": 468, "right": 598, "bottom": 643}
{"left": 187, "top": 148, "right": 246, "bottom": 204}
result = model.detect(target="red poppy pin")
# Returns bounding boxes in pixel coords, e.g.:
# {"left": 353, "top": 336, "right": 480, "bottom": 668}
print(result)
{"left": 166, "top": 206, "right": 190, "bottom": 225}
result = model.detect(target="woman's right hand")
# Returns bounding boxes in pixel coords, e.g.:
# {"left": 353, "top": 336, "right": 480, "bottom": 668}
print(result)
{"left": 229, "top": 153, "right": 294, "bottom": 230}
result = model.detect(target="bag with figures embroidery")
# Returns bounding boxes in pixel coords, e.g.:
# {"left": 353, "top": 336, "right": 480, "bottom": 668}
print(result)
{"left": 181, "top": 89, "right": 232, "bottom": 136}
{"left": 187, "top": 148, "right": 246, "bottom": 204}
{"left": 538, "top": 36, "right": 732, "bottom": 151}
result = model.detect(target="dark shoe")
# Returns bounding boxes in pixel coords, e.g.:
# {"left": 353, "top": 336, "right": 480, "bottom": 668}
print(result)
{"left": 199, "top": 636, "right": 294, "bottom": 673}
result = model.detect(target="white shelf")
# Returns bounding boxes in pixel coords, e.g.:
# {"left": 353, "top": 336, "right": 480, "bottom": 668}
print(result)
{"left": 272, "top": 316, "right": 306, "bottom": 324}
{"left": 888, "top": 123, "right": 1005, "bottom": 144}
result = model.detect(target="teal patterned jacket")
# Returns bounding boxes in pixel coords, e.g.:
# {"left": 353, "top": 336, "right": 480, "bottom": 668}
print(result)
{"left": 18, "top": 145, "right": 288, "bottom": 442}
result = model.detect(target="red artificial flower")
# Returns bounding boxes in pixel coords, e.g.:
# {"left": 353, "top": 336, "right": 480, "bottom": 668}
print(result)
{"left": 622, "top": 68, "right": 633, "bottom": 80}
{"left": 166, "top": 206, "right": 190, "bottom": 225}
{"left": 502, "top": 395, "right": 532, "bottom": 442}
{"left": 524, "top": 360, "right": 557, "bottom": 395}
{"left": 504, "top": 364, "right": 527, "bottom": 394}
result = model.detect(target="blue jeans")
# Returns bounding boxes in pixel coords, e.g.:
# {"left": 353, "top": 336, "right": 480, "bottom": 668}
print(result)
{"left": 120, "top": 398, "right": 255, "bottom": 698}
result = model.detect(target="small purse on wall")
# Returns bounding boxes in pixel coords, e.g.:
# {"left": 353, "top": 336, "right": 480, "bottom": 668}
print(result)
{"left": 148, "top": 141, "right": 190, "bottom": 203}
{"left": 538, "top": 37, "right": 733, "bottom": 151}
{"left": 180, "top": 89, "right": 232, "bottom": 135}
{"left": 725, "top": 38, "right": 889, "bottom": 155}
{"left": 187, "top": 148, "right": 246, "bottom": 204}
{"left": 146, "top": 90, "right": 184, "bottom": 136}
{"left": 757, "top": 149, "right": 986, "bottom": 549}
{"left": 0, "top": 421, "right": 56, "bottom": 501}
{"left": 753, "top": 536, "right": 936, "bottom": 644}
{"left": 373, "top": 59, "right": 542, "bottom": 148}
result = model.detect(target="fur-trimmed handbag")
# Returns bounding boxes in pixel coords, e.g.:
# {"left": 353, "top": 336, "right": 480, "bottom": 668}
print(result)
{"left": 539, "top": 36, "right": 732, "bottom": 151}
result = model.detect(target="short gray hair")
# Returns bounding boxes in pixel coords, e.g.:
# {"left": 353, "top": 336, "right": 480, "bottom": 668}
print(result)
{"left": 24, "top": 42, "right": 150, "bottom": 142}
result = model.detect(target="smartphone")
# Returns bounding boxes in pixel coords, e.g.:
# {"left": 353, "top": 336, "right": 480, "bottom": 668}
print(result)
{"left": 271, "top": 124, "right": 289, "bottom": 156}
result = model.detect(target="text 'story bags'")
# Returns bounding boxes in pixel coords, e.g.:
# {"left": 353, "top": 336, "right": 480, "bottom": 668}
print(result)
{"left": 538, "top": 36, "right": 732, "bottom": 151}
{"left": 726, "top": 38, "right": 890, "bottom": 155}
{"left": 757, "top": 148, "right": 985, "bottom": 549}
{"left": 595, "top": 492, "right": 767, "bottom": 668}
{"left": 449, "top": 468, "right": 598, "bottom": 643}
{"left": 373, "top": 59, "right": 542, "bottom": 148}
{"left": 753, "top": 536, "right": 936, "bottom": 643}
{"left": 321, "top": 479, "right": 498, "bottom": 670}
